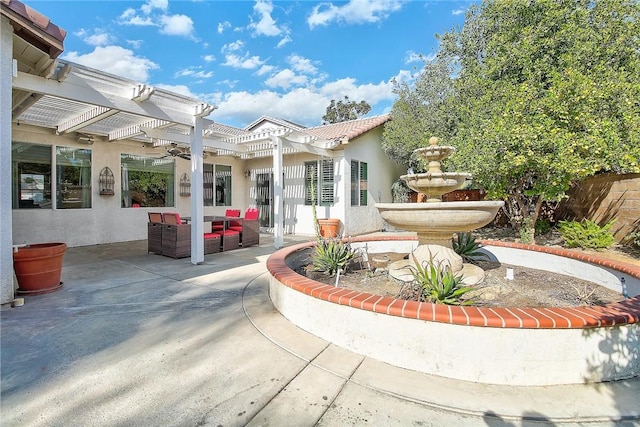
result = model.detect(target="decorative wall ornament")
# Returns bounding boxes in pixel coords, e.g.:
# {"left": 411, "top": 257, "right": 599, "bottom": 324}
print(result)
{"left": 180, "top": 173, "right": 191, "bottom": 197}
{"left": 99, "top": 167, "right": 115, "bottom": 195}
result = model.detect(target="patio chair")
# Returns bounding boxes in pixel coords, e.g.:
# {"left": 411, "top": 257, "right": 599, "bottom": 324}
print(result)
{"left": 230, "top": 208, "right": 259, "bottom": 247}
{"left": 204, "top": 232, "right": 221, "bottom": 254}
{"left": 147, "top": 212, "right": 164, "bottom": 254}
{"left": 162, "top": 213, "right": 190, "bottom": 258}
{"left": 212, "top": 209, "right": 240, "bottom": 231}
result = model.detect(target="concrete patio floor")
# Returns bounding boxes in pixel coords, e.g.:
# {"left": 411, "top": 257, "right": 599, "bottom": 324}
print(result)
{"left": 1, "top": 235, "right": 639, "bottom": 426}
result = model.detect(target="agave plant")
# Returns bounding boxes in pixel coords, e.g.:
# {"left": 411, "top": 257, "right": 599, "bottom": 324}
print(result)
{"left": 311, "top": 238, "right": 356, "bottom": 277}
{"left": 409, "top": 253, "right": 474, "bottom": 305}
{"left": 452, "top": 232, "right": 489, "bottom": 265}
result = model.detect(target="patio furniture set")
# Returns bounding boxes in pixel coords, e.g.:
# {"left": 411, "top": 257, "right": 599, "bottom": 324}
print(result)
{"left": 147, "top": 209, "right": 260, "bottom": 258}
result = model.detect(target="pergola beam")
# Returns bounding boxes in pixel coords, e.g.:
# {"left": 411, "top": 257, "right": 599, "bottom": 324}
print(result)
{"left": 13, "top": 69, "right": 199, "bottom": 126}
{"left": 57, "top": 106, "right": 118, "bottom": 134}
{"left": 109, "top": 119, "right": 171, "bottom": 141}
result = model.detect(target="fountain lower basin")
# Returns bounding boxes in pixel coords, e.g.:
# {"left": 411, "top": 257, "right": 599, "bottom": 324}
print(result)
{"left": 267, "top": 234, "right": 640, "bottom": 386}
{"left": 376, "top": 201, "right": 504, "bottom": 245}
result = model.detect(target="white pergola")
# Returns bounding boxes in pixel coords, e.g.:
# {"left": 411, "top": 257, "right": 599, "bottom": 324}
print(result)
{"left": 11, "top": 58, "right": 337, "bottom": 263}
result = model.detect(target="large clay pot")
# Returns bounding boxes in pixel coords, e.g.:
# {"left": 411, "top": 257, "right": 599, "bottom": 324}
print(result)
{"left": 317, "top": 219, "right": 341, "bottom": 238}
{"left": 13, "top": 243, "right": 67, "bottom": 295}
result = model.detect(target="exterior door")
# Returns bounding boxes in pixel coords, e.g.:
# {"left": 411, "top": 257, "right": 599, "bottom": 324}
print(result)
{"left": 256, "top": 172, "right": 273, "bottom": 228}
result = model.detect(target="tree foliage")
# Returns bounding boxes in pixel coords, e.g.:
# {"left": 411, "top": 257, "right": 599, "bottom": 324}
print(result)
{"left": 383, "top": 0, "right": 640, "bottom": 236}
{"left": 322, "top": 96, "right": 372, "bottom": 124}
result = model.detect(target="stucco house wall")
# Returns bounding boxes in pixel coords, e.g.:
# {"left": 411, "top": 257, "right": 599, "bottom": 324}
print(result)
{"left": 11, "top": 124, "right": 248, "bottom": 247}
{"left": 340, "top": 126, "right": 405, "bottom": 236}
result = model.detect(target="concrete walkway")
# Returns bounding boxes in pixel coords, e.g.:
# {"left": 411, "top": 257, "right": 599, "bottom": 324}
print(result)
{"left": 1, "top": 236, "right": 639, "bottom": 426}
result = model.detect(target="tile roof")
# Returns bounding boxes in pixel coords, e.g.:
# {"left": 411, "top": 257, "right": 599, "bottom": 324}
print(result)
{"left": 1, "top": 0, "right": 66, "bottom": 58}
{"left": 305, "top": 114, "right": 391, "bottom": 143}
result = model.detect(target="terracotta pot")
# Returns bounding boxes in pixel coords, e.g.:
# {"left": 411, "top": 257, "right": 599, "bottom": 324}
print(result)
{"left": 317, "top": 218, "right": 341, "bottom": 238}
{"left": 13, "top": 243, "right": 67, "bottom": 295}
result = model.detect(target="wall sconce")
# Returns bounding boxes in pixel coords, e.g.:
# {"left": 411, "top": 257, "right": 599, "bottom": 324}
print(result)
{"left": 179, "top": 173, "right": 191, "bottom": 197}
{"left": 99, "top": 167, "right": 115, "bottom": 196}
{"left": 243, "top": 169, "right": 251, "bottom": 178}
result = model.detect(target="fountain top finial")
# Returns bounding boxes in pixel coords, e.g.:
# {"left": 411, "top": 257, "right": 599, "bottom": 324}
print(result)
{"left": 428, "top": 136, "right": 439, "bottom": 146}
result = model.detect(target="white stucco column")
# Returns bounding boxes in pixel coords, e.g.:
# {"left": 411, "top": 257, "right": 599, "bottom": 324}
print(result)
{"left": 190, "top": 117, "right": 204, "bottom": 264}
{"left": 1, "top": 16, "right": 15, "bottom": 304}
{"left": 271, "top": 136, "right": 283, "bottom": 249}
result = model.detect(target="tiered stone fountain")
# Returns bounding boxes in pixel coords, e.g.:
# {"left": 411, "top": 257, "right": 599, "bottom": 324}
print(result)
{"left": 375, "top": 137, "right": 504, "bottom": 285}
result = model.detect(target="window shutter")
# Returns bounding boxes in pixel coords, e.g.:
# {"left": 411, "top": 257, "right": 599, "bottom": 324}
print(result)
{"left": 304, "top": 162, "right": 317, "bottom": 205}
{"left": 320, "top": 159, "right": 334, "bottom": 205}
{"left": 350, "top": 160, "right": 358, "bottom": 206}
{"left": 360, "top": 162, "right": 368, "bottom": 205}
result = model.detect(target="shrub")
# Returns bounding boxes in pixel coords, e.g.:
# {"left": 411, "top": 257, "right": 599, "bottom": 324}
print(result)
{"left": 535, "top": 218, "right": 553, "bottom": 235}
{"left": 452, "top": 232, "right": 489, "bottom": 264}
{"left": 409, "top": 253, "right": 474, "bottom": 305}
{"left": 558, "top": 219, "right": 616, "bottom": 250}
{"left": 519, "top": 217, "right": 535, "bottom": 244}
{"left": 311, "top": 238, "right": 356, "bottom": 276}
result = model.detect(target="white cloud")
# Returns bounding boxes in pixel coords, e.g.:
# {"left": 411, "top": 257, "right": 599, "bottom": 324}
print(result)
{"left": 160, "top": 14, "right": 195, "bottom": 38}
{"left": 308, "top": 0, "right": 404, "bottom": 29}
{"left": 118, "top": 2, "right": 196, "bottom": 39}
{"left": 222, "top": 53, "right": 265, "bottom": 69}
{"left": 63, "top": 46, "right": 159, "bottom": 82}
{"left": 276, "top": 34, "right": 292, "bottom": 48}
{"left": 75, "top": 29, "right": 113, "bottom": 47}
{"left": 118, "top": 8, "right": 155, "bottom": 26}
{"left": 127, "top": 39, "right": 144, "bottom": 49}
{"left": 222, "top": 40, "right": 244, "bottom": 53}
{"left": 265, "top": 69, "right": 308, "bottom": 89}
{"left": 452, "top": 8, "right": 465, "bottom": 16}
{"left": 212, "top": 88, "right": 328, "bottom": 126}
{"left": 209, "top": 72, "right": 400, "bottom": 127}
{"left": 405, "top": 51, "right": 436, "bottom": 65}
{"left": 256, "top": 65, "right": 276, "bottom": 76}
{"left": 141, "top": 0, "right": 168, "bottom": 14}
{"left": 217, "top": 21, "right": 231, "bottom": 34}
{"left": 203, "top": 54, "right": 216, "bottom": 63}
{"left": 155, "top": 84, "right": 198, "bottom": 99}
{"left": 249, "top": 0, "right": 283, "bottom": 36}
{"left": 175, "top": 68, "right": 214, "bottom": 79}
{"left": 288, "top": 54, "right": 318, "bottom": 74}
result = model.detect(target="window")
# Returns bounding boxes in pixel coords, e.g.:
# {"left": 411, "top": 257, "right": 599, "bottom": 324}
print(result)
{"left": 56, "top": 147, "right": 92, "bottom": 209}
{"left": 12, "top": 143, "right": 51, "bottom": 209}
{"left": 305, "top": 159, "right": 334, "bottom": 205}
{"left": 351, "top": 160, "right": 368, "bottom": 206}
{"left": 121, "top": 154, "right": 175, "bottom": 207}
{"left": 204, "top": 164, "right": 232, "bottom": 206}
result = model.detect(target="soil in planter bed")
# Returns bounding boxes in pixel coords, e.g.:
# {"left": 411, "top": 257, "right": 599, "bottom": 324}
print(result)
{"left": 298, "top": 253, "right": 624, "bottom": 308}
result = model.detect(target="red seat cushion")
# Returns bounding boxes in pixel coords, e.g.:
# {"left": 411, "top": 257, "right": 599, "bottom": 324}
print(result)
{"left": 244, "top": 208, "right": 259, "bottom": 220}
{"left": 204, "top": 232, "right": 220, "bottom": 239}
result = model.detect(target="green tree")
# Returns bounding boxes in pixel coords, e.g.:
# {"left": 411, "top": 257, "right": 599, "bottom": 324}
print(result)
{"left": 322, "top": 96, "right": 371, "bottom": 124}
{"left": 384, "top": 0, "right": 640, "bottom": 238}
{"left": 382, "top": 54, "right": 459, "bottom": 170}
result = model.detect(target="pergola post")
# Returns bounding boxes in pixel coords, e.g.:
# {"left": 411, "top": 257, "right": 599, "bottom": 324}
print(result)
{"left": 271, "top": 136, "right": 284, "bottom": 249}
{"left": 190, "top": 117, "right": 205, "bottom": 264}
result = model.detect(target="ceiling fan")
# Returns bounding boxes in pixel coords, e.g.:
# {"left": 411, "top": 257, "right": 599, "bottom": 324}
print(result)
{"left": 166, "top": 143, "right": 191, "bottom": 160}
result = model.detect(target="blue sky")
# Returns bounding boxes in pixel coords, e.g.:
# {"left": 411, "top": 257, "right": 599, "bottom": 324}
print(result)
{"left": 29, "top": 0, "right": 475, "bottom": 128}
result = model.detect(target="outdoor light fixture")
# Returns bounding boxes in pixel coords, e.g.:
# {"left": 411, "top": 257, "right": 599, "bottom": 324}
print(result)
{"left": 243, "top": 169, "right": 251, "bottom": 178}
{"left": 77, "top": 134, "right": 94, "bottom": 144}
